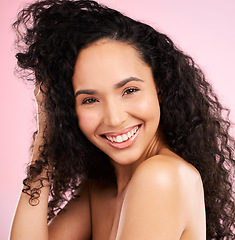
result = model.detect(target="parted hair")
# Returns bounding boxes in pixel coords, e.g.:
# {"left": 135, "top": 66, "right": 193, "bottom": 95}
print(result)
{"left": 13, "top": 0, "right": 235, "bottom": 238}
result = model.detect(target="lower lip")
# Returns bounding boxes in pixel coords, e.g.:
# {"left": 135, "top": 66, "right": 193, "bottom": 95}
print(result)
{"left": 104, "top": 125, "right": 141, "bottom": 149}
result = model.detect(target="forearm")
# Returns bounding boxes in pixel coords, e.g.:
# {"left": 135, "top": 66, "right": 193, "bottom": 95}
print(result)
{"left": 10, "top": 186, "right": 50, "bottom": 240}
{"left": 10, "top": 135, "right": 51, "bottom": 240}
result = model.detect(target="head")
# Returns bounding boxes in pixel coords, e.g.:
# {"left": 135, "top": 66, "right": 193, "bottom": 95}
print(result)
{"left": 72, "top": 39, "right": 161, "bottom": 166}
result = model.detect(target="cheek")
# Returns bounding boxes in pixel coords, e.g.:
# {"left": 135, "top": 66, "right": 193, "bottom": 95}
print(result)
{"left": 134, "top": 93, "right": 160, "bottom": 122}
{"left": 76, "top": 109, "right": 100, "bottom": 137}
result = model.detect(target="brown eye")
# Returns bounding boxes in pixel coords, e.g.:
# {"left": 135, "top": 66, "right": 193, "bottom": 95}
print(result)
{"left": 123, "top": 87, "right": 140, "bottom": 96}
{"left": 82, "top": 98, "right": 99, "bottom": 105}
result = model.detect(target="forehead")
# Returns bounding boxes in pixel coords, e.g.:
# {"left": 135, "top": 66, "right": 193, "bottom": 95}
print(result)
{"left": 72, "top": 40, "right": 152, "bottom": 88}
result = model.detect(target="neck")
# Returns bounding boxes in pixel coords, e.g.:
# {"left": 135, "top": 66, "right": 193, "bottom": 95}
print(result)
{"left": 114, "top": 165, "right": 133, "bottom": 195}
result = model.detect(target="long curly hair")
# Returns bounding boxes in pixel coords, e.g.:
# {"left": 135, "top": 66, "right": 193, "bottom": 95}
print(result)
{"left": 13, "top": 0, "right": 235, "bottom": 238}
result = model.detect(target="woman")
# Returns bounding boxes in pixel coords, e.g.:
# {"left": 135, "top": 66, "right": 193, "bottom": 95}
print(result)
{"left": 10, "top": 0, "right": 235, "bottom": 239}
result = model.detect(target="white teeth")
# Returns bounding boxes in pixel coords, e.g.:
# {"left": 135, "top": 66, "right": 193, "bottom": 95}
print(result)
{"left": 122, "top": 134, "right": 128, "bottom": 141}
{"left": 116, "top": 136, "right": 122, "bottom": 143}
{"left": 107, "top": 136, "right": 113, "bottom": 142}
{"left": 105, "top": 126, "right": 139, "bottom": 143}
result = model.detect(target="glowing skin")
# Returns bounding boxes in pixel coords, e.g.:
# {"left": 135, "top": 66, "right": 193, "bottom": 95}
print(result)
{"left": 73, "top": 40, "right": 161, "bottom": 167}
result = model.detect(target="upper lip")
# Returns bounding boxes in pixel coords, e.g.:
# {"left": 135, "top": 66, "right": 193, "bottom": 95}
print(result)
{"left": 101, "top": 124, "right": 140, "bottom": 137}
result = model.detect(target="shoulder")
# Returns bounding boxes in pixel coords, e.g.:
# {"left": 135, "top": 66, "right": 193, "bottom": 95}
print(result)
{"left": 129, "top": 150, "right": 205, "bottom": 210}
{"left": 116, "top": 150, "right": 205, "bottom": 239}
{"left": 132, "top": 150, "right": 203, "bottom": 190}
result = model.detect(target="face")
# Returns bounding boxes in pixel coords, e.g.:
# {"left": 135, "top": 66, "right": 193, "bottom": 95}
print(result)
{"left": 73, "top": 40, "right": 161, "bottom": 166}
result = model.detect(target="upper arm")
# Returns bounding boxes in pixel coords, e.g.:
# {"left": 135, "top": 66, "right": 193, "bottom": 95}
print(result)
{"left": 116, "top": 157, "right": 205, "bottom": 240}
{"left": 48, "top": 181, "right": 91, "bottom": 240}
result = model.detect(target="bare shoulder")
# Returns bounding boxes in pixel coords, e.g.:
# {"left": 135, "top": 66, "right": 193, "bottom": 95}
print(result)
{"left": 133, "top": 148, "right": 203, "bottom": 191}
{"left": 116, "top": 149, "right": 206, "bottom": 240}
{"left": 130, "top": 149, "right": 205, "bottom": 219}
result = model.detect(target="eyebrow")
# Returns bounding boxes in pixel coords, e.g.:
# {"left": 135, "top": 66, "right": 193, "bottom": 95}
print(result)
{"left": 114, "top": 77, "right": 144, "bottom": 89}
{"left": 75, "top": 77, "right": 144, "bottom": 97}
{"left": 75, "top": 89, "right": 97, "bottom": 97}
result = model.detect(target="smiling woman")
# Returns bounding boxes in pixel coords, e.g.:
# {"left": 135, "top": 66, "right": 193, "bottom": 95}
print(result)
{"left": 10, "top": 0, "right": 235, "bottom": 240}
{"left": 73, "top": 40, "right": 161, "bottom": 164}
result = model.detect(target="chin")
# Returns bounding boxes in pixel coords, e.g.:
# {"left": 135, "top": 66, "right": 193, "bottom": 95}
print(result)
{"left": 108, "top": 150, "right": 145, "bottom": 167}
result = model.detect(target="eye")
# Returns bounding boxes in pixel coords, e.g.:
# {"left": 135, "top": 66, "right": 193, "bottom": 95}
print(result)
{"left": 123, "top": 87, "right": 140, "bottom": 96}
{"left": 82, "top": 97, "right": 99, "bottom": 105}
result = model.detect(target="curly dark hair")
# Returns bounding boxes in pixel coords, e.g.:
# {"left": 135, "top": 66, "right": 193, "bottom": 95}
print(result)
{"left": 13, "top": 0, "right": 235, "bottom": 238}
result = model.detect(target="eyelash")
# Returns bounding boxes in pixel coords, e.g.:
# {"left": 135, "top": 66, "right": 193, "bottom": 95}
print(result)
{"left": 123, "top": 87, "right": 140, "bottom": 96}
{"left": 81, "top": 87, "right": 140, "bottom": 105}
{"left": 82, "top": 98, "right": 99, "bottom": 105}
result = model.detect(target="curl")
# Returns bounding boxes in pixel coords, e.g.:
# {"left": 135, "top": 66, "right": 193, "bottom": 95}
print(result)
{"left": 22, "top": 165, "right": 52, "bottom": 206}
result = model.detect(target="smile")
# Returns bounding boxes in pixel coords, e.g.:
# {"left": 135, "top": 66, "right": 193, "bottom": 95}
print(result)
{"left": 105, "top": 126, "right": 139, "bottom": 143}
{"left": 101, "top": 125, "right": 141, "bottom": 149}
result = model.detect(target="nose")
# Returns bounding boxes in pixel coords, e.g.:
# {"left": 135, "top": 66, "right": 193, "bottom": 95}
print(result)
{"left": 103, "top": 98, "right": 128, "bottom": 127}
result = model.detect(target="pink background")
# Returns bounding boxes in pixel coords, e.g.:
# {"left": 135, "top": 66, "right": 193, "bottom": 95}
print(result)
{"left": 1, "top": 0, "right": 235, "bottom": 239}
